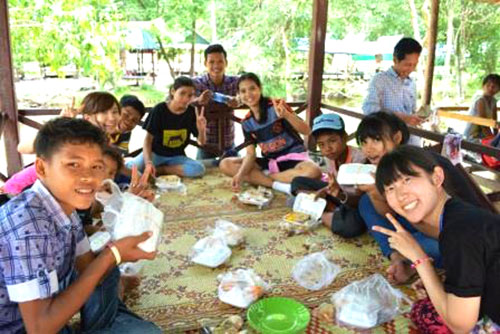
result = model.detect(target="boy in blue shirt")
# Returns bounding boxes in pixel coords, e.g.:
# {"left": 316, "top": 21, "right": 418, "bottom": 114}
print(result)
{"left": 0, "top": 118, "right": 161, "bottom": 333}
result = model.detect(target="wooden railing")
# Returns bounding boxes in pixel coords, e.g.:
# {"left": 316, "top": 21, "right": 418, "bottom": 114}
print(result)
{"left": 321, "top": 103, "right": 500, "bottom": 160}
{"left": 436, "top": 106, "right": 499, "bottom": 128}
{"left": 10, "top": 102, "right": 500, "bottom": 175}
{"left": 15, "top": 101, "right": 309, "bottom": 160}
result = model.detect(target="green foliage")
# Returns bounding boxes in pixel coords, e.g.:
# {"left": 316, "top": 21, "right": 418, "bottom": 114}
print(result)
{"left": 9, "top": 0, "right": 123, "bottom": 88}
{"left": 8, "top": 0, "right": 500, "bottom": 104}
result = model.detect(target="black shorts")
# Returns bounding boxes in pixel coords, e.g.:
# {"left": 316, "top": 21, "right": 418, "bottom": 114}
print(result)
{"left": 256, "top": 157, "right": 302, "bottom": 173}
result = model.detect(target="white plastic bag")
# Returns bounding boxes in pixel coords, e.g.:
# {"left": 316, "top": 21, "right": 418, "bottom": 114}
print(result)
{"left": 292, "top": 252, "right": 341, "bottom": 290}
{"left": 331, "top": 274, "right": 408, "bottom": 329}
{"left": 217, "top": 269, "right": 269, "bottom": 308}
{"left": 95, "top": 179, "right": 164, "bottom": 253}
{"left": 190, "top": 236, "right": 232, "bottom": 268}
{"left": 89, "top": 231, "right": 111, "bottom": 253}
{"left": 210, "top": 219, "right": 244, "bottom": 247}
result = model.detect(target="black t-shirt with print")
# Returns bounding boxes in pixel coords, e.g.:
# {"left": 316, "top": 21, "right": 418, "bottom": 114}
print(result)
{"left": 143, "top": 102, "right": 198, "bottom": 157}
{"left": 440, "top": 198, "right": 500, "bottom": 324}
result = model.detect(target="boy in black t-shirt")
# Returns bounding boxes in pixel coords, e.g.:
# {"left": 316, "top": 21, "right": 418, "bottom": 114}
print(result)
{"left": 126, "top": 77, "right": 207, "bottom": 178}
{"left": 373, "top": 145, "right": 500, "bottom": 333}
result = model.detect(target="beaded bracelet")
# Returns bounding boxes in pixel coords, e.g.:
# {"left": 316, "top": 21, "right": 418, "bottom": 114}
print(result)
{"left": 411, "top": 256, "right": 433, "bottom": 269}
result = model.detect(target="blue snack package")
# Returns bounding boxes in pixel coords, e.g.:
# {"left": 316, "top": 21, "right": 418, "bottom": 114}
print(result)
{"left": 213, "top": 92, "right": 231, "bottom": 104}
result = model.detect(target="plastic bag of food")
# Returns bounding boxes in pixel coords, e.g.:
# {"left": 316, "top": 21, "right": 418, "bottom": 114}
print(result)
{"left": 217, "top": 269, "right": 269, "bottom": 308}
{"left": 237, "top": 186, "right": 273, "bottom": 209}
{"left": 155, "top": 175, "right": 187, "bottom": 194}
{"left": 95, "top": 179, "right": 163, "bottom": 253}
{"left": 191, "top": 236, "right": 232, "bottom": 268}
{"left": 210, "top": 219, "right": 244, "bottom": 247}
{"left": 331, "top": 274, "right": 408, "bottom": 329}
{"left": 292, "top": 252, "right": 341, "bottom": 290}
{"left": 280, "top": 193, "right": 326, "bottom": 235}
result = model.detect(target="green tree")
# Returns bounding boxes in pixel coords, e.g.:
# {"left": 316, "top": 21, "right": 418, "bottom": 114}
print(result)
{"left": 9, "top": 0, "right": 123, "bottom": 88}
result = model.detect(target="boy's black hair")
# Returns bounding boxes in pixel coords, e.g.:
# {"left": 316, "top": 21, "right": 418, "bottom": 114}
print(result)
{"left": 356, "top": 112, "right": 409, "bottom": 145}
{"left": 120, "top": 95, "right": 146, "bottom": 117}
{"left": 482, "top": 74, "right": 500, "bottom": 87}
{"left": 204, "top": 44, "right": 227, "bottom": 62}
{"left": 237, "top": 72, "right": 268, "bottom": 124}
{"left": 375, "top": 145, "right": 438, "bottom": 194}
{"left": 312, "top": 128, "right": 347, "bottom": 139}
{"left": 169, "top": 76, "right": 196, "bottom": 99}
{"left": 102, "top": 145, "right": 124, "bottom": 175}
{"left": 34, "top": 117, "right": 107, "bottom": 159}
{"left": 81, "top": 92, "right": 120, "bottom": 115}
{"left": 394, "top": 37, "right": 422, "bottom": 61}
{"left": 172, "top": 76, "right": 195, "bottom": 90}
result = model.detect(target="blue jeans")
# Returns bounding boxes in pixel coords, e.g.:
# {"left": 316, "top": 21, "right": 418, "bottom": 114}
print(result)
{"left": 127, "top": 152, "right": 205, "bottom": 178}
{"left": 196, "top": 144, "right": 238, "bottom": 160}
{"left": 358, "top": 194, "right": 442, "bottom": 268}
{"left": 59, "top": 268, "right": 161, "bottom": 334}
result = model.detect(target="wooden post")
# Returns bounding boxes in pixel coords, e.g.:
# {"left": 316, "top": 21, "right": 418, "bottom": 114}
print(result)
{"left": 423, "top": 0, "right": 440, "bottom": 106}
{"left": 0, "top": 1, "right": 22, "bottom": 176}
{"left": 306, "top": 0, "right": 328, "bottom": 150}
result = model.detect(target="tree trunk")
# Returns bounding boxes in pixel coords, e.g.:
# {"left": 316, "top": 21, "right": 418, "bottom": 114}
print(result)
{"left": 189, "top": 18, "right": 196, "bottom": 77}
{"left": 444, "top": 1, "right": 454, "bottom": 76}
{"left": 408, "top": 0, "right": 422, "bottom": 42}
{"left": 456, "top": 0, "right": 465, "bottom": 100}
{"left": 211, "top": 0, "right": 217, "bottom": 42}
{"left": 422, "top": 0, "right": 439, "bottom": 107}
{"left": 155, "top": 37, "right": 176, "bottom": 79}
{"left": 281, "top": 21, "right": 292, "bottom": 100}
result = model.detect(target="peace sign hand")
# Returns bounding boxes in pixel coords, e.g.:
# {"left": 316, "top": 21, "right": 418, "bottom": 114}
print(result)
{"left": 60, "top": 97, "right": 81, "bottom": 118}
{"left": 372, "top": 213, "right": 427, "bottom": 263}
{"left": 195, "top": 106, "right": 207, "bottom": 131}
{"left": 272, "top": 99, "right": 290, "bottom": 119}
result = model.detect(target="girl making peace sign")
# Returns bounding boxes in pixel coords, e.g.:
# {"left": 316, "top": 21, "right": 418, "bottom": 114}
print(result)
{"left": 373, "top": 145, "right": 500, "bottom": 334}
{"left": 127, "top": 76, "right": 207, "bottom": 178}
{"left": 219, "top": 72, "right": 321, "bottom": 193}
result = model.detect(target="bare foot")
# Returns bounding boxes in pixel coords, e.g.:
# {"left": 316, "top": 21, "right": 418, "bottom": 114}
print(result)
{"left": 387, "top": 253, "right": 416, "bottom": 284}
{"left": 321, "top": 212, "right": 333, "bottom": 229}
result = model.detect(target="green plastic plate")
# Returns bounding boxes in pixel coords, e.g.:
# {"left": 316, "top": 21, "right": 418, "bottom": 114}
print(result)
{"left": 247, "top": 297, "right": 311, "bottom": 334}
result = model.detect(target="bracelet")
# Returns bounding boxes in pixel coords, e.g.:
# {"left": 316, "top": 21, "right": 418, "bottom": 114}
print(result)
{"left": 411, "top": 256, "right": 432, "bottom": 269}
{"left": 106, "top": 242, "right": 121, "bottom": 265}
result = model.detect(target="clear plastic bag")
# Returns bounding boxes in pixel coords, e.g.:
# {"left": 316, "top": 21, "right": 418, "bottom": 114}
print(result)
{"left": 190, "top": 236, "right": 232, "bottom": 268}
{"left": 155, "top": 175, "right": 187, "bottom": 195}
{"left": 331, "top": 274, "right": 409, "bottom": 329}
{"left": 442, "top": 133, "right": 463, "bottom": 165}
{"left": 237, "top": 186, "right": 273, "bottom": 209}
{"left": 209, "top": 219, "right": 244, "bottom": 247}
{"left": 292, "top": 252, "right": 341, "bottom": 290}
{"left": 95, "top": 179, "right": 164, "bottom": 253}
{"left": 217, "top": 269, "right": 269, "bottom": 308}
